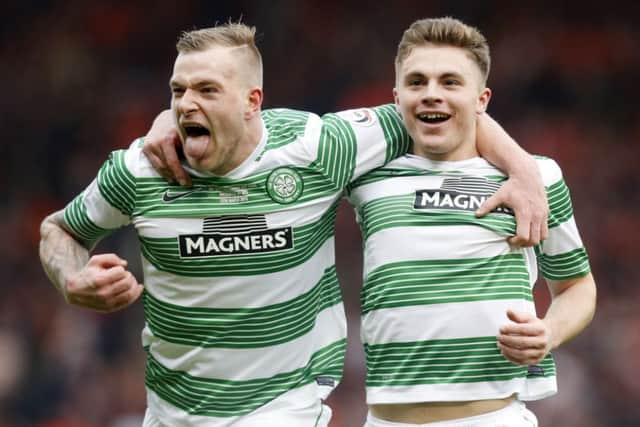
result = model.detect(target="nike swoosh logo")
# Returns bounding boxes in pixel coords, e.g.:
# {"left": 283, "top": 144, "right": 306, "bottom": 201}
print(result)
{"left": 162, "top": 189, "right": 200, "bottom": 202}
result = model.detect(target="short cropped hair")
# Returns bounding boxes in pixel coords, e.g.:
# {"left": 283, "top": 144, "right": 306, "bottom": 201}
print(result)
{"left": 176, "top": 22, "right": 263, "bottom": 87}
{"left": 395, "top": 17, "right": 490, "bottom": 84}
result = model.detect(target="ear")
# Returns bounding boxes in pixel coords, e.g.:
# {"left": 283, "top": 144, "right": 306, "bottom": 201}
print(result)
{"left": 476, "top": 87, "right": 491, "bottom": 114}
{"left": 245, "top": 87, "right": 264, "bottom": 119}
{"left": 393, "top": 87, "right": 400, "bottom": 113}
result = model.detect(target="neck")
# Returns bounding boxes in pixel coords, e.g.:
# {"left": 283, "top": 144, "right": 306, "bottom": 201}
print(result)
{"left": 413, "top": 141, "right": 479, "bottom": 162}
{"left": 210, "top": 115, "right": 263, "bottom": 176}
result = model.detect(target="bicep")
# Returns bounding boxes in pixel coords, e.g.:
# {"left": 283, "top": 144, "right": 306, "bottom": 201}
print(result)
{"left": 546, "top": 272, "right": 595, "bottom": 298}
{"left": 42, "top": 209, "right": 94, "bottom": 250}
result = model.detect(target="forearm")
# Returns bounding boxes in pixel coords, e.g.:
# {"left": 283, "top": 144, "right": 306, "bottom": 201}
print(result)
{"left": 39, "top": 211, "right": 90, "bottom": 299}
{"left": 476, "top": 113, "right": 537, "bottom": 177}
{"left": 543, "top": 273, "right": 597, "bottom": 349}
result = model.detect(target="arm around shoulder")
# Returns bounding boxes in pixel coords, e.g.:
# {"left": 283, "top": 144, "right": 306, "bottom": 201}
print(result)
{"left": 142, "top": 109, "right": 191, "bottom": 186}
{"left": 475, "top": 113, "right": 548, "bottom": 246}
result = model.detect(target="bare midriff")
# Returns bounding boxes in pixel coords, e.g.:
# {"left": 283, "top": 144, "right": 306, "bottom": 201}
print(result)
{"left": 370, "top": 395, "right": 516, "bottom": 424}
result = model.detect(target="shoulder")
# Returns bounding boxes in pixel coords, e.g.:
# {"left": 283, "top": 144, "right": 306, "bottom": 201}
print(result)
{"left": 262, "top": 108, "right": 318, "bottom": 129}
{"left": 115, "top": 137, "right": 162, "bottom": 178}
{"left": 533, "top": 155, "right": 563, "bottom": 186}
{"left": 261, "top": 108, "right": 323, "bottom": 153}
{"left": 322, "top": 104, "right": 399, "bottom": 127}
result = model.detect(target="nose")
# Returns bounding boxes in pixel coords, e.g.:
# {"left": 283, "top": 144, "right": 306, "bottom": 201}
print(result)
{"left": 177, "top": 88, "right": 198, "bottom": 115}
{"left": 421, "top": 81, "right": 442, "bottom": 104}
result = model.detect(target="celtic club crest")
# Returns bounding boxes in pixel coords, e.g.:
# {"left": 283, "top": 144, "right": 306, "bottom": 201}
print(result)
{"left": 266, "top": 167, "right": 303, "bottom": 204}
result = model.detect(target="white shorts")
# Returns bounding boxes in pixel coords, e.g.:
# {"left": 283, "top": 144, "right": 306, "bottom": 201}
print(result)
{"left": 364, "top": 400, "right": 537, "bottom": 427}
{"left": 142, "top": 383, "right": 333, "bottom": 427}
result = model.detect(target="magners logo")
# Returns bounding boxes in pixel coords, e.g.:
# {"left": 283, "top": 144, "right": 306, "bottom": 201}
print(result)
{"left": 178, "top": 215, "right": 294, "bottom": 258}
{"left": 413, "top": 176, "right": 513, "bottom": 215}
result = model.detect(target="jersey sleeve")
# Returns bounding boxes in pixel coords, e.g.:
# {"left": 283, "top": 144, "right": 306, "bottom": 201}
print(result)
{"left": 314, "top": 104, "right": 411, "bottom": 189}
{"left": 536, "top": 157, "right": 591, "bottom": 281}
{"left": 63, "top": 142, "right": 139, "bottom": 247}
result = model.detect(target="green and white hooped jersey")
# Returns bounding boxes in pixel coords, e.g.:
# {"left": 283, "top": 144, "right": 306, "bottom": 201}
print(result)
{"left": 63, "top": 106, "right": 411, "bottom": 425}
{"left": 346, "top": 155, "right": 591, "bottom": 405}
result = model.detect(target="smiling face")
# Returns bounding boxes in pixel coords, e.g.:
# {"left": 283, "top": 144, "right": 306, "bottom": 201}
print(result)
{"left": 394, "top": 43, "right": 491, "bottom": 161}
{"left": 170, "top": 45, "right": 262, "bottom": 174}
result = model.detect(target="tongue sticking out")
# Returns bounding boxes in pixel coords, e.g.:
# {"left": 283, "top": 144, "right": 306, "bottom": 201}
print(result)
{"left": 184, "top": 135, "right": 210, "bottom": 160}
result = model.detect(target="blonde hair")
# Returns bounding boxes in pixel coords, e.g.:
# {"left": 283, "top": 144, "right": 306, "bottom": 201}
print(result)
{"left": 395, "top": 17, "right": 490, "bottom": 84}
{"left": 177, "top": 22, "right": 263, "bottom": 87}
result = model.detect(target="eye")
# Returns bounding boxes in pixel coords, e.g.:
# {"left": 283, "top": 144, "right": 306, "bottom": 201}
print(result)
{"left": 444, "top": 78, "right": 461, "bottom": 86}
{"left": 408, "top": 78, "right": 424, "bottom": 87}
{"left": 171, "top": 87, "right": 185, "bottom": 96}
{"left": 201, "top": 87, "right": 218, "bottom": 94}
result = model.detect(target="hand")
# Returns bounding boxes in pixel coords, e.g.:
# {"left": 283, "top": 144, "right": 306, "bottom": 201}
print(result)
{"left": 64, "top": 253, "right": 144, "bottom": 313}
{"left": 475, "top": 175, "right": 548, "bottom": 246}
{"left": 142, "top": 109, "right": 191, "bottom": 187}
{"left": 497, "top": 310, "right": 553, "bottom": 366}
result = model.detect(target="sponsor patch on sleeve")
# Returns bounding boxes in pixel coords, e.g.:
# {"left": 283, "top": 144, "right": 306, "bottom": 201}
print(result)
{"left": 336, "top": 108, "right": 377, "bottom": 127}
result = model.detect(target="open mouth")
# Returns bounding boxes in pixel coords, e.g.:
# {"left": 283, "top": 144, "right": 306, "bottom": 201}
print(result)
{"left": 183, "top": 124, "right": 210, "bottom": 137}
{"left": 181, "top": 123, "right": 211, "bottom": 160}
{"left": 417, "top": 112, "right": 451, "bottom": 124}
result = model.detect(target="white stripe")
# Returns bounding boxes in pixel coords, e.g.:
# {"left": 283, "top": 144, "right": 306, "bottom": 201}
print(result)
{"left": 542, "top": 216, "right": 585, "bottom": 256}
{"left": 257, "top": 113, "right": 322, "bottom": 171}
{"left": 83, "top": 179, "right": 130, "bottom": 228}
{"left": 349, "top": 111, "right": 390, "bottom": 181}
{"left": 144, "top": 302, "right": 346, "bottom": 381}
{"left": 134, "top": 216, "right": 207, "bottom": 237}
{"left": 366, "top": 376, "right": 556, "bottom": 404}
{"left": 350, "top": 175, "right": 446, "bottom": 206}
{"left": 536, "top": 157, "right": 562, "bottom": 186}
{"left": 146, "top": 381, "right": 325, "bottom": 427}
{"left": 361, "top": 299, "right": 536, "bottom": 345}
{"left": 363, "top": 225, "right": 522, "bottom": 276}
{"left": 124, "top": 139, "right": 164, "bottom": 178}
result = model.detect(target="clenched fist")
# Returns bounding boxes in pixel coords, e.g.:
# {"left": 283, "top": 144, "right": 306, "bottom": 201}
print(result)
{"left": 65, "top": 253, "right": 143, "bottom": 312}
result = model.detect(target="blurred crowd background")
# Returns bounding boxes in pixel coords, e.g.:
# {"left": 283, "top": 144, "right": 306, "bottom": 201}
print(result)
{"left": 2, "top": 0, "right": 639, "bottom": 426}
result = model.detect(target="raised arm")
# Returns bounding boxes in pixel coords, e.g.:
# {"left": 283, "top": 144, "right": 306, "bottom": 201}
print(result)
{"left": 475, "top": 113, "right": 548, "bottom": 246}
{"left": 497, "top": 273, "right": 596, "bottom": 366}
{"left": 142, "top": 109, "right": 191, "bottom": 186}
{"left": 39, "top": 211, "right": 143, "bottom": 312}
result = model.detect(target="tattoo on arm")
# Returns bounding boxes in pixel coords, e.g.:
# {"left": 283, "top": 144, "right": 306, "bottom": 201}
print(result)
{"left": 39, "top": 210, "right": 90, "bottom": 299}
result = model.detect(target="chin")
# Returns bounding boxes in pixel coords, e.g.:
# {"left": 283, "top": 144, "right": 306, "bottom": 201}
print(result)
{"left": 184, "top": 157, "right": 207, "bottom": 172}
{"left": 416, "top": 138, "right": 446, "bottom": 151}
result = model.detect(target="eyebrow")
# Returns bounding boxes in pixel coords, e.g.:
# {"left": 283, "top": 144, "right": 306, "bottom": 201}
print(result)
{"left": 169, "top": 77, "right": 221, "bottom": 88}
{"left": 440, "top": 72, "right": 465, "bottom": 80}
{"left": 403, "top": 70, "right": 465, "bottom": 81}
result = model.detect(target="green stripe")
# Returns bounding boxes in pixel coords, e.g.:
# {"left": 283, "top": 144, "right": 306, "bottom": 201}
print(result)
{"left": 360, "top": 194, "right": 515, "bottom": 240}
{"left": 138, "top": 200, "right": 338, "bottom": 277}
{"left": 362, "top": 254, "right": 531, "bottom": 314}
{"left": 365, "top": 337, "right": 555, "bottom": 387}
{"left": 144, "top": 266, "right": 342, "bottom": 348}
{"left": 348, "top": 167, "right": 505, "bottom": 193}
{"left": 537, "top": 247, "right": 591, "bottom": 280}
{"left": 133, "top": 169, "right": 337, "bottom": 217}
{"left": 314, "top": 114, "right": 357, "bottom": 189}
{"left": 261, "top": 109, "right": 310, "bottom": 152}
{"left": 372, "top": 105, "right": 412, "bottom": 164}
{"left": 97, "top": 150, "right": 136, "bottom": 215}
{"left": 63, "top": 194, "right": 111, "bottom": 246}
{"left": 547, "top": 179, "right": 573, "bottom": 228}
{"left": 145, "top": 339, "right": 346, "bottom": 417}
